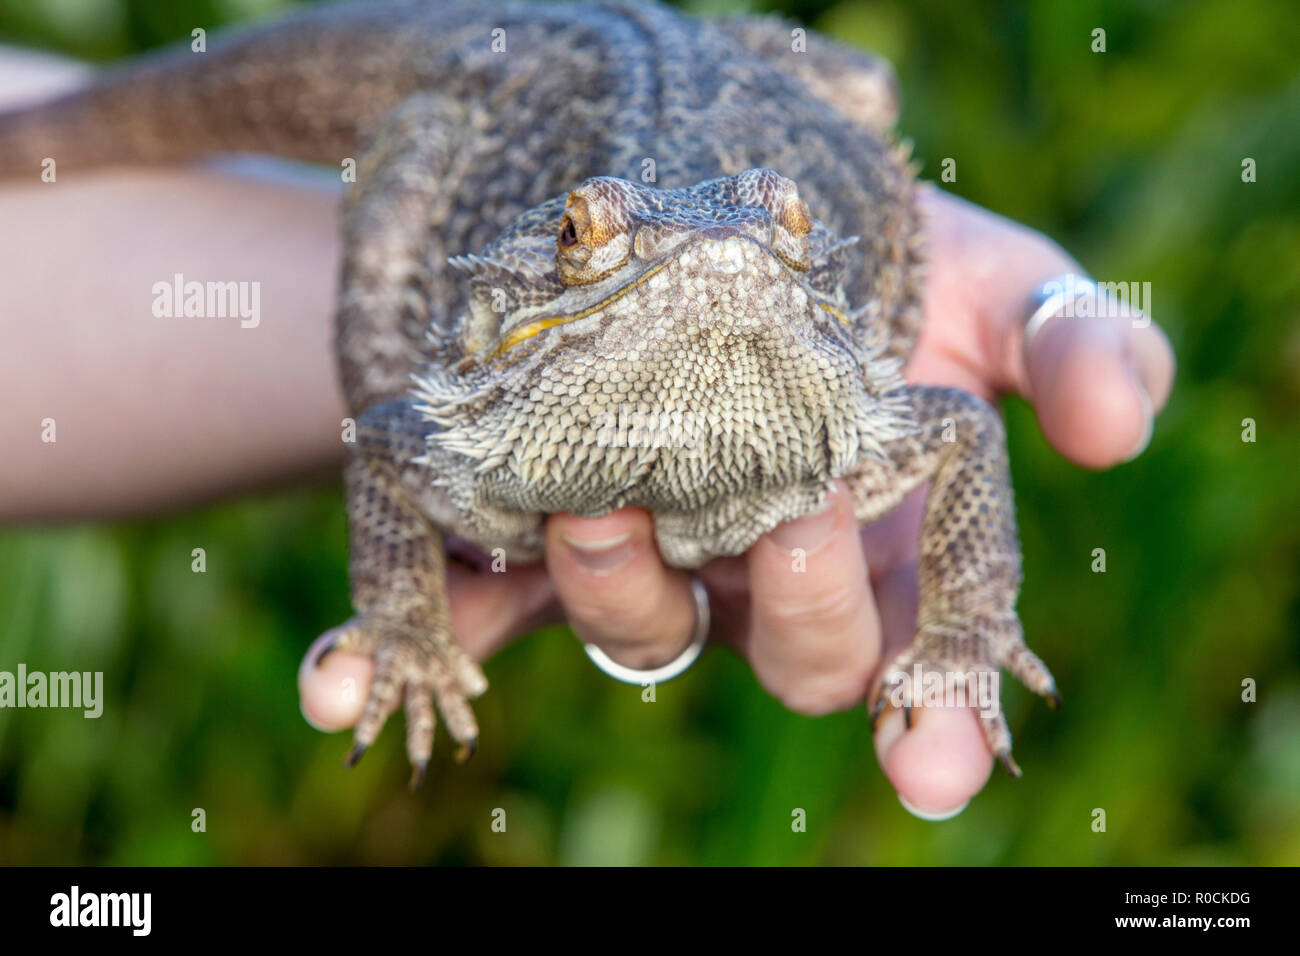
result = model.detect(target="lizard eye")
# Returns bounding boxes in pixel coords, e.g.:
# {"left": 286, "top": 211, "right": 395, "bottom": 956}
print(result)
{"left": 555, "top": 183, "right": 634, "bottom": 285}
{"left": 558, "top": 216, "right": 579, "bottom": 249}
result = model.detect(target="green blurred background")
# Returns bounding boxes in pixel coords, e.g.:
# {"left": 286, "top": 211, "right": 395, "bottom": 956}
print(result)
{"left": 0, "top": 0, "right": 1297, "bottom": 865}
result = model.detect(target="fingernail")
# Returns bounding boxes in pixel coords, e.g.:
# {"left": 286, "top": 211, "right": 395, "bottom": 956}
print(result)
{"left": 563, "top": 530, "right": 635, "bottom": 573}
{"left": 1123, "top": 378, "right": 1154, "bottom": 463}
{"left": 768, "top": 486, "right": 840, "bottom": 551}
{"left": 301, "top": 629, "right": 340, "bottom": 674}
{"left": 898, "top": 793, "right": 970, "bottom": 822}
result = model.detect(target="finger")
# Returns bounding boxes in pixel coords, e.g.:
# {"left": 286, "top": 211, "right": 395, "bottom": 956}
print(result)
{"left": 874, "top": 705, "right": 993, "bottom": 819}
{"left": 442, "top": 561, "right": 558, "bottom": 660}
{"left": 545, "top": 507, "right": 698, "bottom": 670}
{"left": 743, "top": 481, "right": 880, "bottom": 715}
{"left": 298, "top": 563, "right": 555, "bottom": 733}
{"left": 917, "top": 186, "right": 1175, "bottom": 468}
{"left": 869, "top": 556, "right": 993, "bottom": 818}
{"left": 299, "top": 626, "right": 373, "bottom": 732}
{"left": 1022, "top": 293, "right": 1174, "bottom": 468}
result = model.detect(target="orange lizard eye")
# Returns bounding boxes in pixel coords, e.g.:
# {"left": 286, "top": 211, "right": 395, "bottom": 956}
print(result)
{"left": 555, "top": 183, "right": 634, "bottom": 285}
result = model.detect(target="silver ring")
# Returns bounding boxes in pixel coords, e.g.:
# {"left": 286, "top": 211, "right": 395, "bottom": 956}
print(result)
{"left": 583, "top": 577, "right": 710, "bottom": 684}
{"left": 1023, "top": 274, "right": 1097, "bottom": 349}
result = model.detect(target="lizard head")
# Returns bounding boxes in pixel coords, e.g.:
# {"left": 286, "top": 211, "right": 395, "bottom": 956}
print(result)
{"left": 422, "top": 168, "right": 909, "bottom": 480}
{"left": 446, "top": 168, "right": 867, "bottom": 363}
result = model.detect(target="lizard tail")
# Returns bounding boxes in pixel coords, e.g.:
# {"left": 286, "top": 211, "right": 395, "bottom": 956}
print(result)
{"left": 0, "top": 3, "right": 463, "bottom": 180}
{"left": 0, "top": 72, "right": 196, "bottom": 178}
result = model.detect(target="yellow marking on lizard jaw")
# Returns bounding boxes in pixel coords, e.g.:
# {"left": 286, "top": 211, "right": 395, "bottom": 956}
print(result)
{"left": 489, "top": 241, "right": 849, "bottom": 358}
{"left": 816, "top": 299, "right": 850, "bottom": 327}
{"left": 489, "top": 259, "right": 672, "bottom": 359}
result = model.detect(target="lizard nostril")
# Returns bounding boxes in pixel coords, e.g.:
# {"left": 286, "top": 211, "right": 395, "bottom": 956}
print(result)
{"left": 559, "top": 216, "right": 579, "bottom": 249}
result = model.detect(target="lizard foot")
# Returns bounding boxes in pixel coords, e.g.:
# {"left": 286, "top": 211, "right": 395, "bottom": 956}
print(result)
{"left": 322, "top": 615, "right": 488, "bottom": 788}
{"left": 868, "top": 613, "right": 1058, "bottom": 777}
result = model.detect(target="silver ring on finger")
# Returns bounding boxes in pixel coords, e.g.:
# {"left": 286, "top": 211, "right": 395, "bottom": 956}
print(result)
{"left": 583, "top": 577, "right": 710, "bottom": 684}
{"left": 1022, "top": 273, "right": 1098, "bottom": 356}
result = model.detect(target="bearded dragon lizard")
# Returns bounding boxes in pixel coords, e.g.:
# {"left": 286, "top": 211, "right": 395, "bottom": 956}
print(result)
{"left": 0, "top": 0, "right": 1058, "bottom": 787}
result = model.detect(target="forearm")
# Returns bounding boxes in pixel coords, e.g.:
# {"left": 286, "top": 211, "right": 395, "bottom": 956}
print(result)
{"left": 0, "top": 47, "right": 348, "bottom": 520}
{"left": 0, "top": 168, "right": 347, "bottom": 520}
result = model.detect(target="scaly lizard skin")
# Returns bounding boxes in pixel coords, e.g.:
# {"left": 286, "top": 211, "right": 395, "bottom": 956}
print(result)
{"left": 0, "top": 0, "right": 1058, "bottom": 786}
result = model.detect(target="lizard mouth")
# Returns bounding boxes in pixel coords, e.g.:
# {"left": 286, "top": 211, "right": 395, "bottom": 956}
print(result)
{"left": 487, "top": 233, "right": 846, "bottom": 361}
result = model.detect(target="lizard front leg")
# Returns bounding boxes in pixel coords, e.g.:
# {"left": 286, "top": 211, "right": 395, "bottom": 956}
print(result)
{"left": 332, "top": 450, "right": 487, "bottom": 788}
{"left": 848, "top": 385, "right": 1059, "bottom": 775}
{"left": 328, "top": 92, "right": 492, "bottom": 786}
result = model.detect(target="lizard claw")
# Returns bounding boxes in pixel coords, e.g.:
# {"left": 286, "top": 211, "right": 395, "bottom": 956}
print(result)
{"left": 996, "top": 750, "right": 1023, "bottom": 779}
{"left": 868, "top": 696, "right": 888, "bottom": 731}
{"left": 345, "top": 741, "right": 368, "bottom": 768}
{"left": 408, "top": 759, "right": 428, "bottom": 791}
{"left": 454, "top": 739, "right": 477, "bottom": 764}
{"left": 328, "top": 610, "right": 486, "bottom": 785}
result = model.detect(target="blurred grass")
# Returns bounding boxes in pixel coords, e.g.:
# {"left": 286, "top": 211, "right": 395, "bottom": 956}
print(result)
{"left": 0, "top": 0, "right": 1297, "bottom": 865}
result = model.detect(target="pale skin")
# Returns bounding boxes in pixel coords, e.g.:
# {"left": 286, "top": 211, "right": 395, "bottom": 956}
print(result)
{"left": 1, "top": 50, "right": 1174, "bottom": 818}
